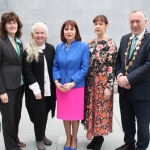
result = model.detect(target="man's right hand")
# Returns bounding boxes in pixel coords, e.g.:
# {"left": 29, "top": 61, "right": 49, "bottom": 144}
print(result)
{"left": 117, "top": 76, "right": 129, "bottom": 87}
{"left": 0, "top": 93, "right": 8, "bottom": 103}
{"left": 124, "top": 83, "right": 131, "bottom": 89}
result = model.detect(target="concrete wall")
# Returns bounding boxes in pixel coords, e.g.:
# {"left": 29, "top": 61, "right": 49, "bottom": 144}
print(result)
{"left": 0, "top": 0, "right": 149, "bottom": 48}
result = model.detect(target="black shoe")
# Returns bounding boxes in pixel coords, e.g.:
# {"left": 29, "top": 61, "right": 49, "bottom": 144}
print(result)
{"left": 115, "top": 144, "right": 135, "bottom": 150}
{"left": 92, "top": 136, "right": 104, "bottom": 150}
{"left": 87, "top": 137, "right": 97, "bottom": 149}
{"left": 18, "top": 142, "right": 26, "bottom": 147}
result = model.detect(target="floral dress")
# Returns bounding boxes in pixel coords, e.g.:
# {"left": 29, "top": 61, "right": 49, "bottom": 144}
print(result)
{"left": 82, "top": 38, "right": 117, "bottom": 139}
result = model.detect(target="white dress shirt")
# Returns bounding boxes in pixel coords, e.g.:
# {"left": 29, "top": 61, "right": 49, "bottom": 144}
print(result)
{"left": 133, "top": 29, "right": 145, "bottom": 47}
{"left": 117, "top": 29, "right": 146, "bottom": 83}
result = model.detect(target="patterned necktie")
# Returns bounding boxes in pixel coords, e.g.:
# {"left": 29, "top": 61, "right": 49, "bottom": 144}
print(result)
{"left": 129, "top": 36, "right": 138, "bottom": 58}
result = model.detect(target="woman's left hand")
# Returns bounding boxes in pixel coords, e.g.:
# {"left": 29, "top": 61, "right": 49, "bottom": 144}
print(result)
{"left": 63, "top": 83, "right": 73, "bottom": 92}
{"left": 104, "top": 88, "right": 112, "bottom": 100}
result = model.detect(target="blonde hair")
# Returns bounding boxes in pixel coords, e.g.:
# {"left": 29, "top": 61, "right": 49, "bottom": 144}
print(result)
{"left": 26, "top": 23, "right": 48, "bottom": 62}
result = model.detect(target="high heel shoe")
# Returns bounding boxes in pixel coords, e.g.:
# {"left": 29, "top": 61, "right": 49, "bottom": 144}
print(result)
{"left": 70, "top": 147, "right": 77, "bottom": 150}
{"left": 87, "top": 137, "right": 97, "bottom": 149}
{"left": 92, "top": 136, "right": 104, "bottom": 150}
{"left": 64, "top": 146, "right": 70, "bottom": 150}
{"left": 70, "top": 137, "right": 77, "bottom": 150}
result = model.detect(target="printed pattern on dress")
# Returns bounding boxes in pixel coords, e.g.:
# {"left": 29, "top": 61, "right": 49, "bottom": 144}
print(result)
{"left": 82, "top": 38, "right": 117, "bottom": 139}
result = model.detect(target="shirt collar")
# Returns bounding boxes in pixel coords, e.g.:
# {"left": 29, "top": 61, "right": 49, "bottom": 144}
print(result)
{"left": 132, "top": 29, "right": 145, "bottom": 40}
{"left": 8, "top": 36, "right": 21, "bottom": 44}
{"left": 62, "top": 40, "right": 78, "bottom": 51}
{"left": 65, "top": 39, "right": 78, "bottom": 46}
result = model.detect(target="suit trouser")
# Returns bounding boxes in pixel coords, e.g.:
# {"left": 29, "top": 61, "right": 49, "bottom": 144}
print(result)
{"left": 27, "top": 96, "right": 51, "bottom": 141}
{"left": 119, "top": 94, "right": 150, "bottom": 150}
{"left": 0, "top": 85, "right": 24, "bottom": 150}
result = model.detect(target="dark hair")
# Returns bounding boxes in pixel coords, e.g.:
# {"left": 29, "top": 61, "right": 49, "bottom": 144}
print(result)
{"left": 0, "top": 11, "right": 23, "bottom": 39}
{"left": 60, "top": 20, "right": 82, "bottom": 42}
{"left": 93, "top": 15, "right": 108, "bottom": 25}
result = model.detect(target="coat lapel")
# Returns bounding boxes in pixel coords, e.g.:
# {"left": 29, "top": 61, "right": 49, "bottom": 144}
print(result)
{"left": 18, "top": 42, "right": 23, "bottom": 62}
{"left": 126, "top": 31, "right": 148, "bottom": 64}
{"left": 61, "top": 44, "right": 68, "bottom": 69}
{"left": 6, "top": 38, "right": 21, "bottom": 64}
{"left": 43, "top": 44, "right": 53, "bottom": 65}
{"left": 139, "top": 32, "right": 149, "bottom": 49}
{"left": 124, "top": 34, "right": 132, "bottom": 65}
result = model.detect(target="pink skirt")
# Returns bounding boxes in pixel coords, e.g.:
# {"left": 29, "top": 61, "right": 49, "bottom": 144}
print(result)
{"left": 56, "top": 87, "right": 84, "bottom": 120}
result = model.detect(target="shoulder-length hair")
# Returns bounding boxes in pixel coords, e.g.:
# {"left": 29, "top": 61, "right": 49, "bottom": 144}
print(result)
{"left": 60, "top": 20, "right": 82, "bottom": 42}
{"left": 0, "top": 11, "right": 23, "bottom": 39}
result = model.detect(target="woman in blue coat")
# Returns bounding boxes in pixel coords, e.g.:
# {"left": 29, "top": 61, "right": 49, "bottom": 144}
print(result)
{"left": 53, "top": 20, "right": 89, "bottom": 150}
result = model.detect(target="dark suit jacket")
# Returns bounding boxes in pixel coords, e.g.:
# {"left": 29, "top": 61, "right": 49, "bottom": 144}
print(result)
{"left": 22, "top": 43, "right": 56, "bottom": 118}
{"left": 0, "top": 37, "right": 23, "bottom": 94}
{"left": 116, "top": 31, "right": 150, "bottom": 100}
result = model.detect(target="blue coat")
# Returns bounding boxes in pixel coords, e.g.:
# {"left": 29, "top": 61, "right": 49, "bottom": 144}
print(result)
{"left": 53, "top": 40, "right": 89, "bottom": 88}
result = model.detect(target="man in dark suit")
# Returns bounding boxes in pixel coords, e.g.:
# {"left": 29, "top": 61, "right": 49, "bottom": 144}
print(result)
{"left": 116, "top": 10, "right": 150, "bottom": 150}
{"left": 0, "top": 11, "right": 25, "bottom": 150}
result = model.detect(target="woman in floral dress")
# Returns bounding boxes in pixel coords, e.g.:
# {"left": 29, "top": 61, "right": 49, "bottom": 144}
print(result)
{"left": 82, "top": 15, "right": 117, "bottom": 150}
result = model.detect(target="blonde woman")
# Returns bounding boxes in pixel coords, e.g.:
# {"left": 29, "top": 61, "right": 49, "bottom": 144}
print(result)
{"left": 22, "top": 23, "right": 56, "bottom": 150}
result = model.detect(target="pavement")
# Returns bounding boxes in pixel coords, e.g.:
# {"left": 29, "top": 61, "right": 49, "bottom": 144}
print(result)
{"left": 0, "top": 92, "right": 150, "bottom": 150}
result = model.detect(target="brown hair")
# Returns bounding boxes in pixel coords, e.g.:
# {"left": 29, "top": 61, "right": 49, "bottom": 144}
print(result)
{"left": 0, "top": 11, "right": 23, "bottom": 39}
{"left": 93, "top": 15, "right": 108, "bottom": 25}
{"left": 60, "top": 20, "right": 82, "bottom": 42}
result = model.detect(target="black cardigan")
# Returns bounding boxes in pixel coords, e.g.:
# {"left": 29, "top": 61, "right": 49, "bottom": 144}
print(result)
{"left": 22, "top": 43, "right": 56, "bottom": 118}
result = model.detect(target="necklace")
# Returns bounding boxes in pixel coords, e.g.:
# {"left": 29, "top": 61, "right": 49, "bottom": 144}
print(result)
{"left": 124, "top": 32, "right": 150, "bottom": 75}
{"left": 124, "top": 35, "right": 144, "bottom": 75}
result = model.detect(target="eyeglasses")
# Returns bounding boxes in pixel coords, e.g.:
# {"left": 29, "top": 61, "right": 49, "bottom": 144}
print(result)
{"left": 33, "top": 22, "right": 46, "bottom": 25}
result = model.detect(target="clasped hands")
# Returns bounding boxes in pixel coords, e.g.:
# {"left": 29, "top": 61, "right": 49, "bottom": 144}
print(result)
{"left": 117, "top": 75, "right": 131, "bottom": 89}
{"left": 56, "top": 82, "right": 74, "bottom": 92}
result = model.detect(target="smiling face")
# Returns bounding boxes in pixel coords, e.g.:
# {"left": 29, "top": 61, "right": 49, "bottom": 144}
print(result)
{"left": 5, "top": 20, "right": 18, "bottom": 37}
{"left": 129, "top": 11, "right": 147, "bottom": 36}
{"left": 64, "top": 24, "right": 76, "bottom": 44}
{"left": 32, "top": 26, "right": 47, "bottom": 46}
{"left": 94, "top": 20, "right": 108, "bottom": 36}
